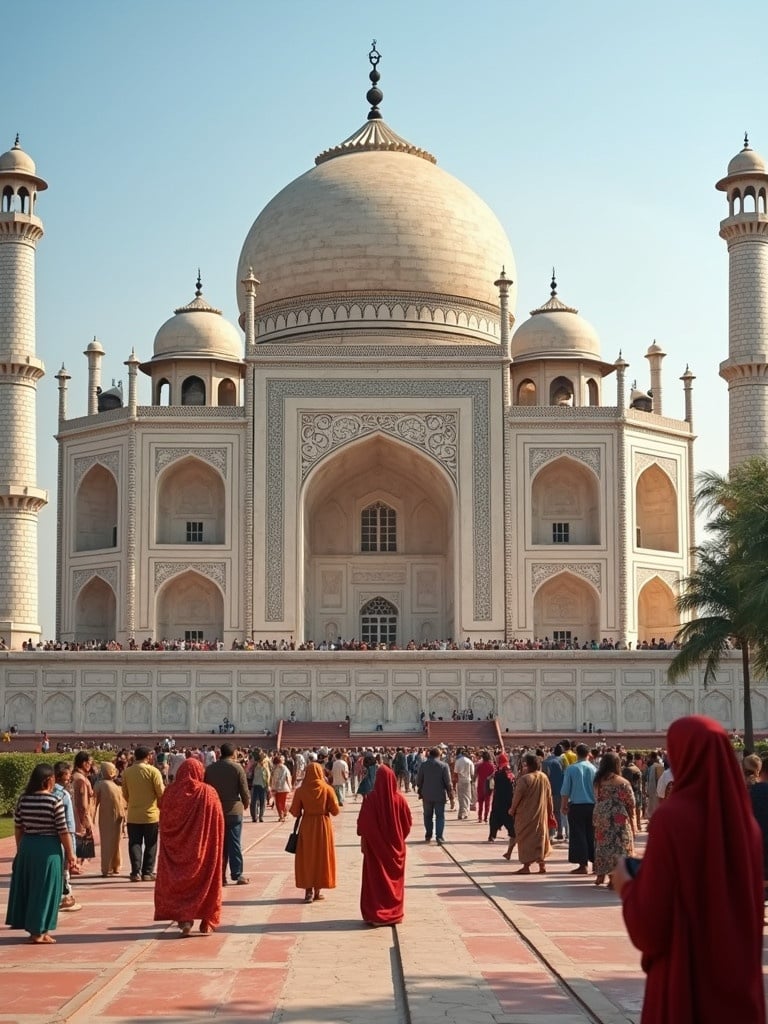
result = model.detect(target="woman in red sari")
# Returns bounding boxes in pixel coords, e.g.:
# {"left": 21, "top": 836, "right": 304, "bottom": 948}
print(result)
{"left": 357, "top": 764, "right": 412, "bottom": 926}
{"left": 154, "top": 758, "right": 224, "bottom": 936}
{"left": 612, "top": 715, "right": 765, "bottom": 1024}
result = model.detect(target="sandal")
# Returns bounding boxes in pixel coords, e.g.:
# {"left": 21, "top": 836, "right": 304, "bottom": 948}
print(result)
{"left": 303, "top": 889, "right": 313, "bottom": 903}
{"left": 313, "top": 889, "right": 325, "bottom": 901}
{"left": 200, "top": 921, "right": 215, "bottom": 934}
{"left": 178, "top": 921, "right": 193, "bottom": 937}
{"left": 29, "top": 934, "right": 56, "bottom": 944}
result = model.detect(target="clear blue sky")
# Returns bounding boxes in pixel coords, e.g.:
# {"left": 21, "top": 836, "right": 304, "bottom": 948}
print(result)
{"left": 4, "top": 0, "right": 760, "bottom": 637}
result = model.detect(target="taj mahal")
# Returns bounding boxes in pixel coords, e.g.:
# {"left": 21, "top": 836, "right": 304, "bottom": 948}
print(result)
{"left": 0, "top": 47, "right": 766, "bottom": 737}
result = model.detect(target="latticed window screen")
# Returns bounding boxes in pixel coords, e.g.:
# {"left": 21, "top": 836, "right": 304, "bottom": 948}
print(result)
{"left": 360, "top": 596, "right": 398, "bottom": 647}
{"left": 361, "top": 502, "right": 397, "bottom": 552}
{"left": 185, "top": 630, "right": 204, "bottom": 643}
{"left": 552, "top": 522, "right": 570, "bottom": 544}
{"left": 186, "top": 521, "right": 204, "bottom": 543}
{"left": 553, "top": 630, "right": 572, "bottom": 643}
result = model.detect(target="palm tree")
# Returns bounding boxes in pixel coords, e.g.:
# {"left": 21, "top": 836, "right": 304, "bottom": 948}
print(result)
{"left": 669, "top": 458, "right": 768, "bottom": 753}
{"left": 668, "top": 543, "right": 756, "bottom": 750}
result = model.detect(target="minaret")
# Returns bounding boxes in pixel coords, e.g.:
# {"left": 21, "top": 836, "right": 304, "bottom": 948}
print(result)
{"left": 716, "top": 134, "right": 768, "bottom": 467}
{"left": 0, "top": 136, "right": 48, "bottom": 648}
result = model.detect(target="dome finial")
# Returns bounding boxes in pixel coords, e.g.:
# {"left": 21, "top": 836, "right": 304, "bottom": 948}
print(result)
{"left": 195, "top": 269, "right": 202, "bottom": 298}
{"left": 744, "top": 131, "right": 750, "bottom": 150}
{"left": 366, "top": 40, "right": 383, "bottom": 121}
{"left": 13, "top": 133, "right": 20, "bottom": 149}
{"left": 550, "top": 267, "right": 557, "bottom": 298}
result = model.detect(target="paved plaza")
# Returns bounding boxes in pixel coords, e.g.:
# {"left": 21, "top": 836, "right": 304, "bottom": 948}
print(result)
{"left": 1, "top": 792, "right": 766, "bottom": 1024}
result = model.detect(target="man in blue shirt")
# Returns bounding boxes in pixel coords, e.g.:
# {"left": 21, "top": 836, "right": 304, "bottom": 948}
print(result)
{"left": 560, "top": 743, "right": 597, "bottom": 874}
{"left": 542, "top": 744, "right": 567, "bottom": 840}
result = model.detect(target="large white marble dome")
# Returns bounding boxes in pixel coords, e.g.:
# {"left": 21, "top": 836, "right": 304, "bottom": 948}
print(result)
{"left": 237, "top": 118, "right": 516, "bottom": 344}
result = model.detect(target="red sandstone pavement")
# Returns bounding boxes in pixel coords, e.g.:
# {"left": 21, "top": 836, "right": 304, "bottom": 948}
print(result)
{"left": 1, "top": 796, "right": 767, "bottom": 1024}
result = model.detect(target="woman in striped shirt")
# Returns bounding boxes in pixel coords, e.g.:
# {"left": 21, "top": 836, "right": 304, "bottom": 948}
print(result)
{"left": 5, "top": 763, "right": 77, "bottom": 943}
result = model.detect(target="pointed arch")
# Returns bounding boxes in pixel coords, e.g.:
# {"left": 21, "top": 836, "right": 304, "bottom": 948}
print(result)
{"left": 75, "top": 576, "right": 116, "bottom": 643}
{"left": 76, "top": 463, "right": 118, "bottom": 551}
{"left": 550, "top": 375, "right": 574, "bottom": 405}
{"left": 636, "top": 464, "right": 678, "bottom": 552}
{"left": 181, "top": 375, "right": 205, "bottom": 406}
{"left": 156, "top": 455, "right": 225, "bottom": 545}
{"left": 156, "top": 569, "right": 223, "bottom": 644}
{"left": 217, "top": 378, "right": 236, "bottom": 406}
{"left": 393, "top": 691, "right": 419, "bottom": 724}
{"left": 533, "top": 570, "right": 599, "bottom": 646}
{"left": 517, "top": 378, "right": 537, "bottom": 405}
{"left": 531, "top": 456, "right": 600, "bottom": 545}
{"left": 637, "top": 575, "right": 678, "bottom": 644}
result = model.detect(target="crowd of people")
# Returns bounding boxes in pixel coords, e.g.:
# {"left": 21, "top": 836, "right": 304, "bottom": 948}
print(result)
{"left": 4, "top": 722, "right": 767, "bottom": 1019}
{"left": 9, "top": 634, "right": 688, "bottom": 653}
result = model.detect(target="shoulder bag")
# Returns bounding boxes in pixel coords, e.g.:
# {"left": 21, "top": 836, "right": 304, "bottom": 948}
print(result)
{"left": 285, "top": 815, "right": 301, "bottom": 854}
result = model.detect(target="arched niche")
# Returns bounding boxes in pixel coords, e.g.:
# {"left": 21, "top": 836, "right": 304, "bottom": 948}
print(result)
{"left": 501, "top": 691, "right": 534, "bottom": 729}
{"left": 533, "top": 571, "right": 599, "bottom": 646}
{"left": 75, "top": 464, "right": 118, "bottom": 551}
{"left": 217, "top": 379, "right": 237, "bottom": 406}
{"left": 393, "top": 691, "right": 419, "bottom": 723}
{"left": 198, "top": 692, "right": 231, "bottom": 729}
{"left": 636, "top": 465, "right": 678, "bottom": 552}
{"left": 302, "top": 432, "right": 456, "bottom": 642}
{"left": 83, "top": 691, "right": 115, "bottom": 730}
{"left": 357, "top": 691, "right": 385, "bottom": 723}
{"left": 428, "top": 690, "right": 458, "bottom": 721}
{"left": 541, "top": 690, "right": 576, "bottom": 729}
{"left": 159, "top": 692, "right": 188, "bottom": 730}
{"left": 181, "top": 375, "right": 206, "bottom": 406}
{"left": 156, "top": 570, "right": 223, "bottom": 645}
{"left": 75, "top": 576, "right": 116, "bottom": 643}
{"left": 282, "top": 692, "right": 310, "bottom": 720}
{"left": 319, "top": 691, "right": 348, "bottom": 719}
{"left": 469, "top": 690, "right": 495, "bottom": 719}
{"left": 6, "top": 692, "right": 35, "bottom": 731}
{"left": 123, "top": 692, "right": 151, "bottom": 728}
{"left": 583, "top": 690, "right": 615, "bottom": 730}
{"left": 156, "top": 456, "right": 225, "bottom": 545}
{"left": 240, "top": 692, "right": 274, "bottom": 731}
{"left": 550, "top": 375, "right": 574, "bottom": 406}
{"left": 586, "top": 378, "right": 599, "bottom": 406}
{"left": 517, "top": 379, "right": 537, "bottom": 406}
{"left": 637, "top": 576, "right": 678, "bottom": 645}
{"left": 360, "top": 595, "right": 398, "bottom": 648}
{"left": 531, "top": 457, "right": 599, "bottom": 545}
{"left": 156, "top": 378, "right": 171, "bottom": 406}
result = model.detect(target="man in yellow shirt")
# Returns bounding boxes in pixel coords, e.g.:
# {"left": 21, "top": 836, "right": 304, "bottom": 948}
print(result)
{"left": 121, "top": 746, "right": 164, "bottom": 882}
{"left": 560, "top": 739, "right": 578, "bottom": 768}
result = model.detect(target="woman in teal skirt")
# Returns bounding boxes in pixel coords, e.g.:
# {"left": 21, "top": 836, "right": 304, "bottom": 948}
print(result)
{"left": 5, "top": 763, "right": 77, "bottom": 944}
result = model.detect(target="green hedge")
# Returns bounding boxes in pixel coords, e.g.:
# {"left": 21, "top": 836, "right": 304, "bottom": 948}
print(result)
{"left": 0, "top": 750, "right": 115, "bottom": 816}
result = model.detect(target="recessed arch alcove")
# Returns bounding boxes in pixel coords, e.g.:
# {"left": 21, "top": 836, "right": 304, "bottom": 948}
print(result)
{"left": 75, "top": 576, "right": 116, "bottom": 642}
{"left": 75, "top": 464, "right": 118, "bottom": 551}
{"left": 156, "top": 456, "right": 225, "bottom": 545}
{"left": 533, "top": 571, "right": 599, "bottom": 645}
{"left": 636, "top": 465, "right": 678, "bottom": 552}
{"left": 531, "top": 457, "right": 599, "bottom": 545}
{"left": 155, "top": 570, "right": 223, "bottom": 644}
{"left": 637, "top": 576, "right": 678, "bottom": 644}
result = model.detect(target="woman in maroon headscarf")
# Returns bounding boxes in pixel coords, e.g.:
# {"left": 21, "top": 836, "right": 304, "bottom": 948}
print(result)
{"left": 154, "top": 758, "right": 224, "bottom": 936}
{"left": 612, "top": 715, "right": 765, "bottom": 1024}
{"left": 357, "top": 764, "right": 412, "bottom": 926}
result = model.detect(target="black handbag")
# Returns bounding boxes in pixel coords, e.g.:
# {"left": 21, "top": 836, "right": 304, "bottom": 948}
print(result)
{"left": 285, "top": 816, "right": 301, "bottom": 854}
{"left": 75, "top": 834, "right": 95, "bottom": 859}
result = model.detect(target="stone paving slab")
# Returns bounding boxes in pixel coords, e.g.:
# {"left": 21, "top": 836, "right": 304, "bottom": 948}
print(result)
{"left": 1, "top": 793, "right": 767, "bottom": 1023}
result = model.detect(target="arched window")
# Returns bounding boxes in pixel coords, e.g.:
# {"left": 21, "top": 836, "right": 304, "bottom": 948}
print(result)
{"left": 218, "top": 379, "right": 236, "bottom": 406}
{"left": 17, "top": 187, "right": 29, "bottom": 214}
{"left": 181, "top": 376, "right": 206, "bottom": 406}
{"left": 156, "top": 379, "right": 171, "bottom": 406}
{"left": 550, "top": 376, "right": 574, "bottom": 406}
{"left": 1, "top": 186, "right": 12, "bottom": 212}
{"left": 587, "top": 378, "right": 599, "bottom": 406}
{"left": 517, "top": 379, "right": 537, "bottom": 406}
{"left": 360, "top": 596, "right": 398, "bottom": 647}
{"left": 361, "top": 501, "right": 397, "bottom": 552}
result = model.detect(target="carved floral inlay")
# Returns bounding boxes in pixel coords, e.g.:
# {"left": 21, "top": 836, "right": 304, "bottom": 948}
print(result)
{"left": 529, "top": 447, "right": 601, "bottom": 477}
{"left": 531, "top": 562, "right": 602, "bottom": 592}
{"left": 73, "top": 451, "right": 120, "bottom": 489}
{"left": 301, "top": 413, "right": 457, "bottom": 483}
{"left": 153, "top": 562, "right": 226, "bottom": 591}
{"left": 155, "top": 447, "right": 227, "bottom": 477}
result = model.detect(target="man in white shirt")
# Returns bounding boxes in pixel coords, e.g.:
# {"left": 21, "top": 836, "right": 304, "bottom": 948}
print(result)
{"left": 330, "top": 751, "right": 349, "bottom": 806}
{"left": 454, "top": 748, "right": 475, "bottom": 819}
{"left": 657, "top": 764, "right": 674, "bottom": 801}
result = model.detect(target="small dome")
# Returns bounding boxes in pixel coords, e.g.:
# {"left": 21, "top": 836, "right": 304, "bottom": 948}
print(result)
{"left": 151, "top": 280, "right": 242, "bottom": 362}
{"left": 0, "top": 137, "right": 47, "bottom": 190}
{"left": 511, "top": 280, "right": 602, "bottom": 362}
{"left": 727, "top": 144, "right": 766, "bottom": 177}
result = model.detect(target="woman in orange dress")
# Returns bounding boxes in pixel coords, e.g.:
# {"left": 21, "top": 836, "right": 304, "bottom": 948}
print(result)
{"left": 154, "top": 758, "right": 224, "bottom": 936}
{"left": 289, "top": 761, "right": 340, "bottom": 903}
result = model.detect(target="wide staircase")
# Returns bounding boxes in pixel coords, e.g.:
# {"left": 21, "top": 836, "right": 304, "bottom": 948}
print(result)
{"left": 277, "top": 719, "right": 351, "bottom": 750}
{"left": 426, "top": 719, "right": 502, "bottom": 749}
